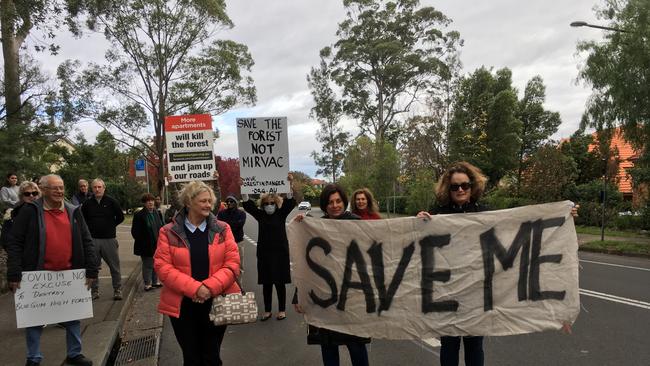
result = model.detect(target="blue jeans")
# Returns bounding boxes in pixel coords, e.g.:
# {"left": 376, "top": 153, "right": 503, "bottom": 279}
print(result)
{"left": 25, "top": 320, "right": 82, "bottom": 362}
{"left": 321, "top": 343, "right": 369, "bottom": 366}
{"left": 440, "top": 336, "right": 484, "bottom": 366}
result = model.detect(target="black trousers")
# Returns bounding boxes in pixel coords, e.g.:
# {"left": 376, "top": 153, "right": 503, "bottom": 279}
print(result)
{"left": 170, "top": 297, "right": 227, "bottom": 366}
{"left": 440, "top": 336, "right": 484, "bottom": 366}
{"left": 262, "top": 282, "right": 286, "bottom": 312}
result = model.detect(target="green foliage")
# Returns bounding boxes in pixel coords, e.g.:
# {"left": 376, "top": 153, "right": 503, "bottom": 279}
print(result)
{"left": 581, "top": 240, "right": 650, "bottom": 256}
{"left": 564, "top": 180, "right": 623, "bottom": 227}
{"left": 105, "top": 178, "right": 146, "bottom": 211}
{"left": 516, "top": 76, "right": 561, "bottom": 188}
{"left": 75, "top": 0, "right": 256, "bottom": 191}
{"left": 577, "top": 0, "right": 650, "bottom": 185}
{"left": 482, "top": 188, "right": 535, "bottom": 210}
{"left": 404, "top": 169, "right": 436, "bottom": 215}
{"left": 339, "top": 136, "right": 400, "bottom": 204}
{"left": 448, "top": 67, "right": 521, "bottom": 186}
{"left": 323, "top": 0, "right": 461, "bottom": 142}
{"left": 308, "top": 57, "right": 350, "bottom": 182}
{"left": 519, "top": 144, "right": 578, "bottom": 203}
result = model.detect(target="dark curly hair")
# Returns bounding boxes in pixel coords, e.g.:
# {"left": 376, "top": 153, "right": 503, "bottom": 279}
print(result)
{"left": 320, "top": 183, "right": 348, "bottom": 212}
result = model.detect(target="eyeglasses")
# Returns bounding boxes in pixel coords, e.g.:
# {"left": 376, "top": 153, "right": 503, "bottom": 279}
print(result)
{"left": 22, "top": 191, "right": 39, "bottom": 197}
{"left": 450, "top": 182, "right": 472, "bottom": 192}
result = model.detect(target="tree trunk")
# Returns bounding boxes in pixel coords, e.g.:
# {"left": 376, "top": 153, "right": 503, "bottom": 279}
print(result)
{"left": 1, "top": 0, "right": 23, "bottom": 126}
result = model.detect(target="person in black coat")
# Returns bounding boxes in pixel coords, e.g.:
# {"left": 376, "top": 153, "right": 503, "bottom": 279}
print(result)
{"left": 217, "top": 195, "right": 246, "bottom": 271}
{"left": 293, "top": 183, "right": 370, "bottom": 366}
{"left": 241, "top": 174, "right": 295, "bottom": 321}
{"left": 131, "top": 193, "right": 164, "bottom": 290}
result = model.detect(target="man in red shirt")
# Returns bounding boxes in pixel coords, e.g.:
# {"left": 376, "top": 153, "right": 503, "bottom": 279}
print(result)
{"left": 7, "top": 174, "right": 98, "bottom": 366}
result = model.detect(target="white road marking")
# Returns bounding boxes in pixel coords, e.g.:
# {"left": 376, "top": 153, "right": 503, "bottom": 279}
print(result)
{"left": 580, "top": 289, "right": 650, "bottom": 310}
{"left": 579, "top": 259, "right": 650, "bottom": 272}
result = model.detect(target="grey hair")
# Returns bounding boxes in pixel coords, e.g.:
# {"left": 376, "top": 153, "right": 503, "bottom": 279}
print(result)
{"left": 177, "top": 181, "right": 216, "bottom": 209}
{"left": 91, "top": 178, "right": 105, "bottom": 187}
{"left": 39, "top": 174, "right": 63, "bottom": 188}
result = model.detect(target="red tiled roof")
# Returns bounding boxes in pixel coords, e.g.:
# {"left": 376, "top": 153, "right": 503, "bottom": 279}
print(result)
{"left": 588, "top": 128, "right": 638, "bottom": 194}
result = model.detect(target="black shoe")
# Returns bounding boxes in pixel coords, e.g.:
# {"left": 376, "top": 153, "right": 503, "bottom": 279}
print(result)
{"left": 65, "top": 354, "right": 93, "bottom": 366}
{"left": 25, "top": 360, "right": 40, "bottom": 366}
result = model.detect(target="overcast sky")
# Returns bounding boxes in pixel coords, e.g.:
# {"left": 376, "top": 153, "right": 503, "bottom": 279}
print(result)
{"left": 28, "top": 0, "right": 605, "bottom": 178}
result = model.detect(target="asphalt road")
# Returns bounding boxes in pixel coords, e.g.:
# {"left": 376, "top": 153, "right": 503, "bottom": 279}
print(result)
{"left": 160, "top": 208, "right": 650, "bottom": 366}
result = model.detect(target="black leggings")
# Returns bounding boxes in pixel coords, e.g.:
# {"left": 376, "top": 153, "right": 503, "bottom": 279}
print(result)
{"left": 262, "top": 282, "right": 286, "bottom": 312}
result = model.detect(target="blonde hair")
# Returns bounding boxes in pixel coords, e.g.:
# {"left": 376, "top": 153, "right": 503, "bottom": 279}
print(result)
{"left": 435, "top": 161, "right": 487, "bottom": 206}
{"left": 19, "top": 181, "right": 40, "bottom": 195}
{"left": 258, "top": 193, "right": 283, "bottom": 208}
{"left": 350, "top": 188, "right": 379, "bottom": 214}
{"left": 177, "top": 181, "right": 216, "bottom": 209}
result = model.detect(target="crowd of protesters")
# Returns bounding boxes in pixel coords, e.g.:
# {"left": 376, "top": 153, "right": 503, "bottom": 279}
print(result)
{"left": 0, "top": 162, "right": 579, "bottom": 366}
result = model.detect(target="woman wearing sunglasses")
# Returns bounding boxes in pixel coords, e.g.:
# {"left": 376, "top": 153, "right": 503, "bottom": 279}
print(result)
{"left": 240, "top": 174, "right": 295, "bottom": 321}
{"left": 1, "top": 181, "right": 40, "bottom": 249}
{"left": 417, "top": 162, "right": 578, "bottom": 366}
{"left": 417, "top": 161, "right": 487, "bottom": 366}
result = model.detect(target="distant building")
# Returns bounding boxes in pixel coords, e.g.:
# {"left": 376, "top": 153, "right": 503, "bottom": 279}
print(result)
{"left": 311, "top": 179, "right": 327, "bottom": 189}
{"left": 588, "top": 128, "right": 645, "bottom": 206}
{"left": 47, "top": 136, "right": 76, "bottom": 173}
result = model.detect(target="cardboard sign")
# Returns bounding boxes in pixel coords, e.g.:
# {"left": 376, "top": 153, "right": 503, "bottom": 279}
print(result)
{"left": 165, "top": 114, "right": 215, "bottom": 183}
{"left": 14, "top": 269, "right": 93, "bottom": 328}
{"left": 287, "top": 201, "right": 580, "bottom": 339}
{"left": 237, "top": 117, "right": 289, "bottom": 194}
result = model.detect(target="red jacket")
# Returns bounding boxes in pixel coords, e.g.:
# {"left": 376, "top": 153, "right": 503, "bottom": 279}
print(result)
{"left": 353, "top": 209, "right": 382, "bottom": 220}
{"left": 154, "top": 211, "right": 241, "bottom": 318}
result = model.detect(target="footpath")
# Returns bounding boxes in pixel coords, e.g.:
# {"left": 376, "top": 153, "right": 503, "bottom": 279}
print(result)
{"left": 0, "top": 224, "right": 141, "bottom": 366}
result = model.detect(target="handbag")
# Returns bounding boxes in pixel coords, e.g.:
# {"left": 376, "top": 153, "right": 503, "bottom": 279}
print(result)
{"left": 209, "top": 278, "right": 258, "bottom": 326}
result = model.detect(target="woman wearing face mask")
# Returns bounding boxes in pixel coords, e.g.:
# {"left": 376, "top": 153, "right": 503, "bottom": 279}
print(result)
{"left": 241, "top": 174, "right": 295, "bottom": 321}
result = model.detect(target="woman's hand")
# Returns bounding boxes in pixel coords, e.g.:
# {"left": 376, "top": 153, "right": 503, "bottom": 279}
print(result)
{"left": 287, "top": 173, "right": 293, "bottom": 182}
{"left": 238, "top": 177, "right": 243, "bottom": 186}
{"left": 560, "top": 321, "right": 572, "bottom": 334}
{"left": 213, "top": 170, "right": 220, "bottom": 180}
{"left": 294, "top": 303, "right": 305, "bottom": 314}
{"left": 416, "top": 211, "right": 432, "bottom": 221}
{"left": 293, "top": 213, "right": 305, "bottom": 223}
{"left": 194, "top": 284, "right": 212, "bottom": 303}
{"left": 570, "top": 204, "right": 580, "bottom": 218}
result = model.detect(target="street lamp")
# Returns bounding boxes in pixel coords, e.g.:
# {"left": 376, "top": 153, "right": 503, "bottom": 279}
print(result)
{"left": 570, "top": 20, "right": 629, "bottom": 33}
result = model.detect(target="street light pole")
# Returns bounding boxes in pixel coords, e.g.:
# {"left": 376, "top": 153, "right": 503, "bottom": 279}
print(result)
{"left": 570, "top": 21, "right": 629, "bottom": 33}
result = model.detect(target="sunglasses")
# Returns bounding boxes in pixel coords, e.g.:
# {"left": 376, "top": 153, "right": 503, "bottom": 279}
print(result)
{"left": 450, "top": 182, "right": 472, "bottom": 192}
{"left": 23, "top": 191, "right": 39, "bottom": 197}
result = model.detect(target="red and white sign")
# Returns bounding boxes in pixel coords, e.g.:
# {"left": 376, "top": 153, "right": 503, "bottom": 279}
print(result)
{"left": 165, "top": 114, "right": 215, "bottom": 183}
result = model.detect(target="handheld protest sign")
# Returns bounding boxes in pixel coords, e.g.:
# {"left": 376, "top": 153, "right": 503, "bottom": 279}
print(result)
{"left": 287, "top": 201, "right": 580, "bottom": 339}
{"left": 237, "top": 117, "right": 290, "bottom": 194}
{"left": 165, "top": 114, "right": 216, "bottom": 183}
{"left": 14, "top": 269, "right": 93, "bottom": 328}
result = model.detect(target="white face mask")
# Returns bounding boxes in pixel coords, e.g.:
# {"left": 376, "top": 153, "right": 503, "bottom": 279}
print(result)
{"left": 264, "top": 204, "right": 276, "bottom": 215}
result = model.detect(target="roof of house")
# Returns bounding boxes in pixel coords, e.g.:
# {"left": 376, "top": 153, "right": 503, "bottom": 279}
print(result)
{"left": 588, "top": 128, "right": 638, "bottom": 194}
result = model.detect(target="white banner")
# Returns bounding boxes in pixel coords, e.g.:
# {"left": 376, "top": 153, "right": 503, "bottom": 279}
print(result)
{"left": 165, "top": 114, "right": 215, "bottom": 183}
{"left": 237, "top": 117, "right": 289, "bottom": 194}
{"left": 14, "top": 269, "right": 93, "bottom": 328}
{"left": 287, "top": 201, "right": 580, "bottom": 339}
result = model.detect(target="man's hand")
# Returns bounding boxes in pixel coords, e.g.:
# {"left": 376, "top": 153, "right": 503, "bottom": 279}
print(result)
{"left": 294, "top": 303, "right": 304, "bottom": 314}
{"left": 9, "top": 281, "right": 20, "bottom": 293}
{"left": 85, "top": 278, "right": 96, "bottom": 291}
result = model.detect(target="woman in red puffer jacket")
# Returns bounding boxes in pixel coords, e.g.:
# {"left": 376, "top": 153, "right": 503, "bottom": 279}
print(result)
{"left": 154, "top": 181, "right": 240, "bottom": 366}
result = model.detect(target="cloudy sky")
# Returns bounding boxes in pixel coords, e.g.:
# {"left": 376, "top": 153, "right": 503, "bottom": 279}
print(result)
{"left": 31, "top": 0, "right": 605, "bottom": 178}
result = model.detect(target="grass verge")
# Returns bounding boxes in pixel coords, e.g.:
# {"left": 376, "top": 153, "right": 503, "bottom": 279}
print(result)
{"left": 580, "top": 240, "right": 650, "bottom": 257}
{"left": 574, "top": 225, "right": 647, "bottom": 238}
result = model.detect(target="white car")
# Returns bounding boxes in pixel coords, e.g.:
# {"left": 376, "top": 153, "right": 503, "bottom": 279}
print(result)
{"left": 298, "top": 201, "right": 311, "bottom": 210}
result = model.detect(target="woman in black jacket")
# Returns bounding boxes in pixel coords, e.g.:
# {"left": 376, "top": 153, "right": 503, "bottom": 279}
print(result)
{"left": 241, "top": 174, "right": 295, "bottom": 321}
{"left": 131, "top": 193, "right": 164, "bottom": 290}
{"left": 417, "top": 161, "right": 488, "bottom": 366}
{"left": 294, "top": 183, "right": 370, "bottom": 366}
